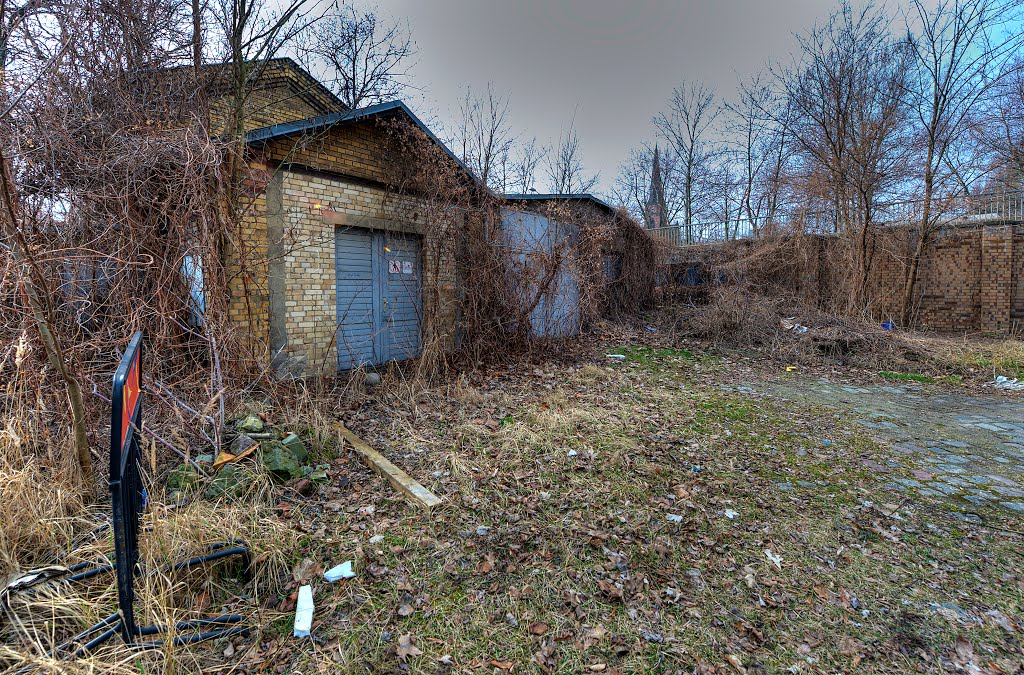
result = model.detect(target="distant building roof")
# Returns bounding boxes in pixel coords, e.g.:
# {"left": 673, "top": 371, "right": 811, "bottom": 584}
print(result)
{"left": 245, "top": 99, "right": 473, "bottom": 179}
{"left": 161, "top": 56, "right": 345, "bottom": 118}
{"left": 503, "top": 193, "right": 615, "bottom": 215}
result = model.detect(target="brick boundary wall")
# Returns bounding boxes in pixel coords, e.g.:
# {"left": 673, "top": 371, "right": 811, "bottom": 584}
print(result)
{"left": 677, "top": 223, "right": 1023, "bottom": 334}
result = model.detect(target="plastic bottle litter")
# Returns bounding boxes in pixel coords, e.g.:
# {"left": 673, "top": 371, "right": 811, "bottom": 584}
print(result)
{"left": 993, "top": 376, "right": 1024, "bottom": 391}
{"left": 293, "top": 585, "right": 314, "bottom": 638}
{"left": 606, "top": 354, "right": 626, "bottom": 360}
{"left": 324, "top": 561, "right": 356, "bottom": 582}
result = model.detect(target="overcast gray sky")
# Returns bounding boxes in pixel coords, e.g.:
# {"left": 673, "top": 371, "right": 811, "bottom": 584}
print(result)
{"left": 369, "top": 0, "right": 865, "bottom": 196}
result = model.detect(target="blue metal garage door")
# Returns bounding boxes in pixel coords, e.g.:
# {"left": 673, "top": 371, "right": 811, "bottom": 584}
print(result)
{"left": 501, "top": 209, "right": 582, "bottom": 338}
{"left": 335, "top": 228, "right": 422, "bottom": 369}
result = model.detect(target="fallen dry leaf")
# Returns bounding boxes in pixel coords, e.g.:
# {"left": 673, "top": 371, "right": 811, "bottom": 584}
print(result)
{"left": 528, "top": 622, "right": 549, "bottom": 636}
{"left": 726, "top": 654, "right": 747, "bottom": 674}
{"left": 396, "top": 634, "right": 423, "bottom": 661}
{"left": 194, "top": 590, "right": 210, "bottom": 612}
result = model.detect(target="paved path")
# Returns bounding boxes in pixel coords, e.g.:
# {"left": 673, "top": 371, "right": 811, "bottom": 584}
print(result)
{"left": 761, "top": 378, "right": 1024, "bottom": 519}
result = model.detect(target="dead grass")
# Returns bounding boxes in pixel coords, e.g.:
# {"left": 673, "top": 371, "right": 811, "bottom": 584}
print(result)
{"left": 4, "top": 333, "right": 1024, "bottom": 673}
{"left": 914, "top": 334, "right": 1024, "bottom": 380}
{"left": 670, "top": 286, "right": 931, "bottom": 373}
{"left": 241, "top": 345, "right": 1023, "bottom": 673}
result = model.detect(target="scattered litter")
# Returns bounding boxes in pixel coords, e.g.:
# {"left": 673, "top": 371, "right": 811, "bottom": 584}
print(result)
{"left": 822, "top": 440, "right": 831, "bottom": 446}
{"left": 992, "top": 376, "right": 1024, "bottom": 391}
{"left": 476, "top": 525, "right": 491, "bottom": 536}
{"left": 567, "top": 449, "right": 578, "bottom": 458}
{"left": 780, "top": 317, "right": 809, "bottom": 334}
{"left": 324, "top": 561, "right": 356, "bottom": 582}
{"left": 691, "top": 465, "right": 702, "bottom": 473}
{"left": 368, "top": 535, "right": 384, "bottom": 544}
{"left": 644, "top": 326, "right": 657, "bottom": 332}
{"left": 764, "top": 549, "right": 783, "bottom": 570}
{"left": 640, "top": 629, "right": 663, "bottom": 643}
{"left": 930, "top": 601, "right": 979, "bottom": 624}
{"left": 666, "top": 514, "right": 684, "bottom": 523}
{"left": 724, "top": 509, "right": 739, "bottom": 520}
{"left": 606, "top": 354, "right": 626, "bottom": 360}
{"left": 785, "top": 366, "right": 798, "bottom": 372}
{"left": 881, "top": 321, "right": 895, "bottom": 331}
{"left": 293, "top": 585, "right": 314, "bottom": 638}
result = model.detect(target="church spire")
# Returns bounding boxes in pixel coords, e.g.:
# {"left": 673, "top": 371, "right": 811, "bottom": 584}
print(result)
{"left": 644, "top": 145, "right": 667, "bottom": 229}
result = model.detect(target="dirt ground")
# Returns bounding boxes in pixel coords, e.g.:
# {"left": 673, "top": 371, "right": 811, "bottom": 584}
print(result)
{"left": 6, "top": 326, "right": 1024, "bottom": 674}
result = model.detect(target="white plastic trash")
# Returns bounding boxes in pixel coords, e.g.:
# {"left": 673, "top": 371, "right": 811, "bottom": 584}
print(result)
{"left": 324, "top": 561, "right": 356, "bottom": 582}
{"left": 293, "top": 585, "right": 314, "bottom": 638}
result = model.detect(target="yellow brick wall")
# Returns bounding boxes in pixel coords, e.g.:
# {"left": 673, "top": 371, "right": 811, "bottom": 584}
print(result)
{"left": 263, "top": 123, "right": 399, "bottom": 184}
{"left": 227, "top": 159, "right": 459, "bottom": 376}
{"left": 225, "top": 161, "right": 273, "bottom": 367}
{"left": 209, "top": 59, "right": 342, "bottom": 136}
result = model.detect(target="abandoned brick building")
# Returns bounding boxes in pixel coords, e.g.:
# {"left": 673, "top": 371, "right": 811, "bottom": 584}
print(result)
{"left": 203, "top": 59, "right": 627, "bottom": 376}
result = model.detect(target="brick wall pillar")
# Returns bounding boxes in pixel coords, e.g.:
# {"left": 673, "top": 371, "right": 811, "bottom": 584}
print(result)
{"left": 979, "top": 224, "right": 1013, "bottom": 333}
{"left": 1013, "top": 225, "right": 1024, "bottom": 329}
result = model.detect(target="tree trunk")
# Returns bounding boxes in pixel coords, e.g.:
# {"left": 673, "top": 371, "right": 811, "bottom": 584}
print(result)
{"left": 0, "top": 148, "right": 94, "bottom": 487}
{"left": 902, "top": 149, "right": 935, "bottom": 326}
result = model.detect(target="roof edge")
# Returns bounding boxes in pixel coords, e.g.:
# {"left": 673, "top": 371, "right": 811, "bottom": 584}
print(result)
{"left": 503, "top": 193, "right": 615, "bottom": 214}
{"left": 245, "top": 99, "right": 475, "bottom": 181}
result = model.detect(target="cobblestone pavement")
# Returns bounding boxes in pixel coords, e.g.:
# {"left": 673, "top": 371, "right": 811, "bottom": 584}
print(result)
{"left": 761, "top": 378, "right": 1024, "bottom": 520}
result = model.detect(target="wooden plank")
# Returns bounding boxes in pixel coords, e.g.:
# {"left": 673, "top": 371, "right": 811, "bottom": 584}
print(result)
{"left": 334, "top": 424, "right": 442, "bottom": 511}
{"left": 211, "top": 440, "right": 259, "bottom": 471}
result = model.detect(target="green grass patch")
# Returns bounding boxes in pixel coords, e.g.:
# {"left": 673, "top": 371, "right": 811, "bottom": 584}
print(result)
{"left": 610, "top": 345, "right": 696, "bottom": 363}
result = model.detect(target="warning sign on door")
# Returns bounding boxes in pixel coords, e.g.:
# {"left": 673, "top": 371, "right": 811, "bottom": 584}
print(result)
{"left": 402, "top": 261, "right": 413, "bottom": 274}
{"left": 388, "top": 260, "right": 400, "bottom": 274}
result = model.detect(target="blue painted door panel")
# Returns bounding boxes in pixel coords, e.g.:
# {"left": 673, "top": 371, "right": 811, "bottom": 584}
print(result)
{"left": 381, "top": 232, "right": 422, "bottom": 361}
{"left": 335, "top": 228, "right": 377, "bottom": 369}
{"left": 500, "top": 209, "right": 581, "bottom": 338}
{"left": 335, "top": 227, "right": 422, "bottom": 370}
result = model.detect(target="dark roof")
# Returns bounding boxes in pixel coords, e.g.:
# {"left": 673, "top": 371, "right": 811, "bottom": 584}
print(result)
{"left": 245, "top": 99, "right": 473, "bottom": 178}
{"left": 503, "top": 193, "right": 615, "bottom": 215}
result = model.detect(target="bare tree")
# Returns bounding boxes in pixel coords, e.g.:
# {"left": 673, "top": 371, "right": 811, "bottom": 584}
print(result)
{"left": 777, "top": 2, "right": 913, "bottom": 308}
{"left": 302, "top": 3, "right": 415, "bottom": 110}
{"left": 455, "top": 83, "right": 514, "bottom": 191}
{"left": 654, "top": 81, "right": 718, "bottom": 242}
{"left": 707, "top": 151, "right": 745, "bottom": 240}
{"left": 0, "top": 0, "right": 95, "bottom": 486}
{"left": 986, "top": 57, "right": 1024, "bottom": 186}
{"left": 612, "top": 146, "right": 654, "bottom": 221}
{"left": 508, "top": 137, "right": 544, "bottom": 194}
{"left": 726, "top": 74, "right": 792, "bottom": 235}
{"left": 545, "top": 114, "right": 598, "bottom": 194}
{"left": 900, "top": 0, "right": 1023, "bottom": 323}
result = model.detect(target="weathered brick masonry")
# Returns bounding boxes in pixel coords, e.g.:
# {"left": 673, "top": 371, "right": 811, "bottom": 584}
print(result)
{"left": 866, "top": 224, "right": 1022, "bottom": 333}
{"left": 690, "top": 224, "right": 1024, "bottom": 333}
{"left": 226, "top": 122, "right": 460, "bottom": 376}
{"left": 675, "top": 223, "right": 1019, "bottom": 333}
